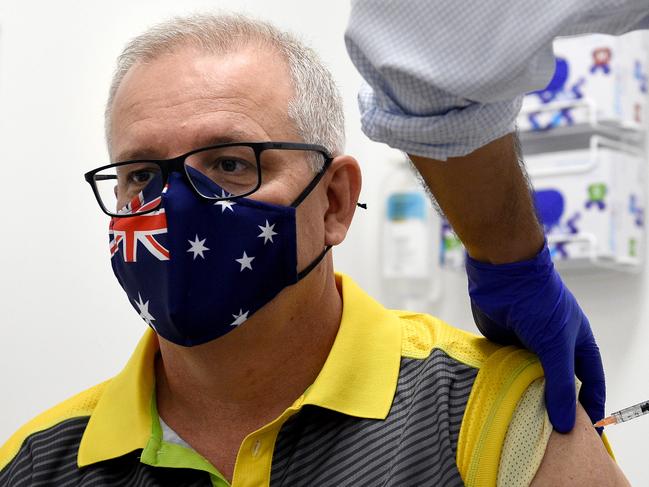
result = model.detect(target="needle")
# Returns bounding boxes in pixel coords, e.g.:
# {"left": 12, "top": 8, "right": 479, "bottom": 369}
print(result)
{"left": 594, "top": 400, "right": 649, "bottom": 428}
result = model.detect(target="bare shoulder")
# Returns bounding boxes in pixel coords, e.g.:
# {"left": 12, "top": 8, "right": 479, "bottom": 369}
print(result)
{"left": 530, "top": 404, "right": 630, "bottom": 486}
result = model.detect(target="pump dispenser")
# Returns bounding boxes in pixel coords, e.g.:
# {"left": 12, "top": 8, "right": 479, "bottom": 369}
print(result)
{"left": 380, "top": 153, "right": 441, "bottom": 311}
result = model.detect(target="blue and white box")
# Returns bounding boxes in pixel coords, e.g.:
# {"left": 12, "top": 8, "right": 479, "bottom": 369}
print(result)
{"left": 518, "top": 31, "right": 648, "bottom": 132}
{"left": 527, "top": 140, "right": 645, "bottom": 267}
{"left": 440, "top": 141, "right": 646, "bottom": 269}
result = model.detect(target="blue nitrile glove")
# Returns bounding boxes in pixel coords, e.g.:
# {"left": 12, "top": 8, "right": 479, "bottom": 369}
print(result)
{"left": 465, "top": 243, "right": 605, "bottom": 433}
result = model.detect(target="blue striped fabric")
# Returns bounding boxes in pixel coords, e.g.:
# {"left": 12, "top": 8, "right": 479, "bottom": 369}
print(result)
{"left": 345, "top": 0, "right": 649, "bottom": 160}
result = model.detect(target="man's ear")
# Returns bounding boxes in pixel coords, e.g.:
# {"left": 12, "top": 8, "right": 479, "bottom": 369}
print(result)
{"left": 323, "top": 155, "right": 362, "bottom": 246}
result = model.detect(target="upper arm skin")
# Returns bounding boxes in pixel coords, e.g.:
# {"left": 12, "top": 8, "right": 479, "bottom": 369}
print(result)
{"left": 530, "top": 404, "right": 629, "bottom": 486}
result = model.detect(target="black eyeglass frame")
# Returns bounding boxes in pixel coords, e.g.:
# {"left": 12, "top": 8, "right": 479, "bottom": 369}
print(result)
{"left": 84, "top": 141, "right": 333, "bottom": 217}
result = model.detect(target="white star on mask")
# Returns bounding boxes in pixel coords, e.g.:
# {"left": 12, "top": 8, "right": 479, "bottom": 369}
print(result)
{"left": 187, "top": 235, "right": 210, "bottom": 260}
{"left": 214, "top": 189, "right": 236, "bottom": 213}
{"left": 235, "top": 251, "right": 255, "bottom": 271}
{"left": 257, "top": 220, "right": 278, "bottom": 244}
{"left": 134, "top": 293, "right": 156, "bottom": 329}
{"left": 230, "top": 309, "right": 249, "bottom": 327}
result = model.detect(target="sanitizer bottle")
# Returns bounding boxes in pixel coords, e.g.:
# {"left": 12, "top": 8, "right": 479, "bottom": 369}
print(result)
{"left": 381, "top": 154, "right": 441, "bottom": 311}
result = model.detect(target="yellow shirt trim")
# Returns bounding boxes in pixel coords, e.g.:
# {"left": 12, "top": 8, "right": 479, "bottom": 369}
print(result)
{"left": 497, "top": 378, "right": 552, "bottom": 487}
{"left": 299, "top": 273, "right": 402, "bottom": 419}
{"left": 457, "top": 347, "right": 545, "bottom": 487}
{"left": 0, "top": 381, "right": 109, "bottom": 472}
{"left": 397, "top": 310, "right": 501, "bottom": 366}
{"left": 77, "top": 330, "right": 158, "bottom": 467}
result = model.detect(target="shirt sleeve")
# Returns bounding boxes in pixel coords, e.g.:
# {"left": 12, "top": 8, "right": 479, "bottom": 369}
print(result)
{"left": 497, "top": 378, "right": 552, "bottom": 487}
{"left": 345, "top": 0, "right": 649, "bottom": 160}
{"left": 497, "top": 378, "right": 586, "bottom": 486}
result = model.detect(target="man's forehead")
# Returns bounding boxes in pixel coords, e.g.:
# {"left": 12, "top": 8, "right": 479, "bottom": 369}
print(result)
{"left": 113, "top": 45, "right": 292, "bottom": 116}
{"left": 110, "top": 45, "right": 296, "bottom": 159}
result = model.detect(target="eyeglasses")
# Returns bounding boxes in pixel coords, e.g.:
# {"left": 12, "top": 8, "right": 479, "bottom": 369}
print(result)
{"left": 84, "top": 141, "right": 332, "bottom": 217}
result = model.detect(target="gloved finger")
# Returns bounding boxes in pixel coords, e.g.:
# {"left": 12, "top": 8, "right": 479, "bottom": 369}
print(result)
{"left": 538, "top": 344, "right": 577, "bottom": 433}
{"left": 470, "top": 300, "right": 520, "bottom": 345}
{"left": 575, "top": 337, "right": 606, "bottom": 429}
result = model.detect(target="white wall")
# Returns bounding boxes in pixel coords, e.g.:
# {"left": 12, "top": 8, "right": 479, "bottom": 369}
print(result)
{"left": 0, "top": 1, "right": 646, "bottom": 484}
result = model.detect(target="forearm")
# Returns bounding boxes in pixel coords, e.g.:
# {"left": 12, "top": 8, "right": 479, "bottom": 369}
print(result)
{"left": 409, "top": 133, "right": 544, "bottom": 264}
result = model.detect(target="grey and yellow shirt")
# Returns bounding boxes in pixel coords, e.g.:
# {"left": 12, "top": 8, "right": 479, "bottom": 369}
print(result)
{"left": 0, "top": 274, "right": 593, "bottom": 486}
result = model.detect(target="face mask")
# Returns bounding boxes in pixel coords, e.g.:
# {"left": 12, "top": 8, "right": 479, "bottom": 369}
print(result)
{"left": 109, "top": 168, "right": 329, "bottom": 347}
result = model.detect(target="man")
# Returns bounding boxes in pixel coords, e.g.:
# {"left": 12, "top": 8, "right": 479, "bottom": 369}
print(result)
{"left": 0, "top": 13, "right": 628, "bottom": 487}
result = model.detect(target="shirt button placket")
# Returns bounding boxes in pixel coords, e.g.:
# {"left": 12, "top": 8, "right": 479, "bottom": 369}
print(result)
{"left": 251, "top": 439, "right": 262, "bottom": 458}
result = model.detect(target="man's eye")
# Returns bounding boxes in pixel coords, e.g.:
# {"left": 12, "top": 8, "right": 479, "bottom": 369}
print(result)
{"left": 128, "top": 170, "right": 156, "bottom": 184}
{"left": 214, "top": 158, "right": 253, "bottom": 173}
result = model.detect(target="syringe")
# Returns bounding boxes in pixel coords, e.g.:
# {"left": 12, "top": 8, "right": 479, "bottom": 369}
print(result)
{"left": 594, "top": 400, "right": 649, "bottom": 428}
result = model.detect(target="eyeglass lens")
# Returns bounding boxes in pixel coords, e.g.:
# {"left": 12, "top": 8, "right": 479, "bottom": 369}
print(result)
{"left": 185, "top": 145, "right": 259, "bottom": 198}
{"left": 93, "top": 163, "right": 165, "bottom": 215}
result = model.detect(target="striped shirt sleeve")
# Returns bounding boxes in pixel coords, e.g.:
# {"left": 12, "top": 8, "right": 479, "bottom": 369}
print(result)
{"left": 345, "top": 0, "right": 649, "bottom": 160}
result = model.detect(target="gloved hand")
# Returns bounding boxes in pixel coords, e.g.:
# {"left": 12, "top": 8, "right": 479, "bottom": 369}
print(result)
{"left": 465, "top": 242, "right": 605, "bottom": 433}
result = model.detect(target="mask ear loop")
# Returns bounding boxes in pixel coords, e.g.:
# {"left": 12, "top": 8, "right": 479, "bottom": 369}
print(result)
{"left": 290, "top": 156, "right": 334, "bottom": 208}
{"left": 291, "top": 159, "right": 334, "bottom": 281}
{"left": 292, "top": 156, "right": 366, "bottom": 281}
{"left": 297, "top": 245, "right": 333, "bottom": 281}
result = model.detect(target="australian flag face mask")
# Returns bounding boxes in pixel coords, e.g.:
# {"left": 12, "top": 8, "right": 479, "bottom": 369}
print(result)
{"left": 109, "top": 167, "right": 330, "bottom": 347}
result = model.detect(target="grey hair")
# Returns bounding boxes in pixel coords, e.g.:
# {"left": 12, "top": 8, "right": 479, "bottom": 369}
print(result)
{"left": 105, "top": 12, "right": 345, "bottom": 171}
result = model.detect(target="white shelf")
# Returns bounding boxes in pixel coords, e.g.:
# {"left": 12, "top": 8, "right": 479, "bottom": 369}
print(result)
{"left": 519, "top": 98, "right": 646, "bottom": 154}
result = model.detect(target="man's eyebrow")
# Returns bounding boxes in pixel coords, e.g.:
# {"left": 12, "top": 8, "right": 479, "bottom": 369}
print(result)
{"left": 200, "top": 136, "right": 242, "bottom": 147}
{"left": 114, "top": 132, "right": 268, "bottom": 162}
{"left": 114, "top": 147, "right": 163, "bottom": 162}
{"left": 203, "top": 131, "right": 266, "bottom": 146}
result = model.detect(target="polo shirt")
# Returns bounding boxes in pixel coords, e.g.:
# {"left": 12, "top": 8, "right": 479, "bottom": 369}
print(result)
{"left": 1, "top": 273, "right": 552, "bottom": 486}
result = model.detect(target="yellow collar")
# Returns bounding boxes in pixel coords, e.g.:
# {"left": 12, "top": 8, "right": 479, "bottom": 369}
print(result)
{"left": 300, "top": 274, "right": 402, "bottom": 418}
{"left": 77, "top": 328, "right": 157, "bottom": 467}
{"left": 78, "top": 273, "right": 402, "bottom": 467}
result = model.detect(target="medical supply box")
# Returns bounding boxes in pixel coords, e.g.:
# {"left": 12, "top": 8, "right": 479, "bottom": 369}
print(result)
{"left": 527, "top": 140, "right": 645, "bottom": 267}
{"left": 518, "top": 31, "right": 648, "bottom": 132}
{"left": 441, "top": 139, "right": 646, "bottom": 270}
